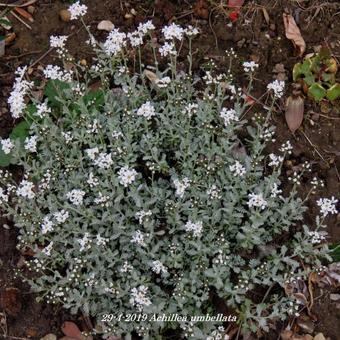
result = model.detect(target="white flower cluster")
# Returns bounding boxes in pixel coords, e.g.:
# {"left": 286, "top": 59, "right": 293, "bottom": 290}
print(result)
{"left": 66, "top": 189, "right": 85, "bottom": 206}
{"left": 184, "top": 103, "right": 198, "bottom": 117}
{"left": 159, "top": 42, "right": 176, "bottom": 57}
{"left": 41, "top": 241, "right": 53, "bottom": 256}
{"left": 41, "top": 216, "right": 53, "bottom": 234}
{"left": 268, "top": 153, "right": 284, "bottom": 167}
{"left": 270, "top": 183, "right": 282, "bottom": 198}
{"left": 220, "top": 108, "right": 239, "bottom": 127}
{"left": 280, "top": 141, "right": 293, "bottom": 154}
{"left": 136, "top": 210, "right": 152, "bottom": 224}
{"left": 50, "top": 35, "right": 68, "bottom": 51}
{"left": 8, "top": 66, "right": 33, "bottom": 118}
{"left": 87, "top": 172, "right": 99, "bottom": 187}
{"left": 151, "top": 260, "right": 168, "bottom": 275}
{"left": 173, "top": 177, "right": 190, "bottom": 198}
{"left": 1, "top": 138, "right": 14, "bottom": 154}
{"left": 131, "top": 230, "right": 146, "bottom": 246}
{"left": 184, "top": 220, "right": 203, "bottom": 237}
{"left": 68, "top": 1, "right": 88, "bottom": 20}
{"left": 127, "top": 20, "right": 155, "bottom": 47}
{"left": 267, "top": 80, "right": 285, "bottom": 98}
{"left": 35, "top": 102, "right": 51, "bottom": 118}
{"left": 136, "top": 101, "right": 156, "bottom": 120}
{"left": 93, "top": 152, "right": 113, "bottom": 169}
{"left": 130, "top": 285, "right": 152, "bottom": 311}
{"left": 118, "top": 166, "right": 138, "bottom": 187}
{"left": 308, "top": 231, "right": 326, "bottom": 244}
{"left": 316, "top": 197, "right": 338, "bottom": 217}
{"left": 103, "top": 27, "right": 126, "bottom": 56}
{"left": 206, "top": 185, "right": 222, "bottom": 200}
{"left": 54, "top": 210, "right": 69, "bottom": 223}
{"left": 24, "top": 136, "right": 38, "bottom": 153}
{"left": 243, "top": 61, "right": 259, "bottom": 73}
{"left": 78, "top": 232, "right": 91, "bottom": 251}
{"left": 0, "top": 188, "right": 9, "bottom": 204}
{"left": 43, "top": 65, "right": 73, "bottom": 82}
{"left": 120, "top": 261, "right": 133, "bottom": 273}
{"left": 229, "top": 160, "right": 246, "bottom": 177}
{"left": 247, "top": 192, "right": 268, "bottom": 210}
{"left": 16, "top": 180, "right": 35, "bottom": 199}
{"left": 155, "top": 76, "right": 171, "bottom": 88}
{"left": 162, "top": 23, "right": 185, "bottom": 41}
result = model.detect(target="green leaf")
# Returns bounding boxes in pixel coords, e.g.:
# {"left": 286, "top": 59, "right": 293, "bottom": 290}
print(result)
{"left": 329, "top": 244, "right": 340, "bottom": 262}
{"left": 293, "top": 60, "right": 313, "bottom": 81}
{"left": 308, "top": 83, "right": 326, "bottom": 102}
{"left": 0, "top": 18, "right": 11, "bottom": 27}
{"left": 44, "top": 79, "right": 70, "bottom": 108}
{"left": 321, "top": 72, "right": 335, "bottom": 84}
{"left": 0, "top": 148, "right": 11, "bottom": 167}
{"left": 326, "top": 83, "right": 340, "bottom": 101}
{"left": 83, "top": 90, "right": 105, "bottom": 108}
{"left": 293, "top": 63, "right": 302, "bottom": 81}
{"left": 10, "top": 121, "right": 31, "bottom": 143}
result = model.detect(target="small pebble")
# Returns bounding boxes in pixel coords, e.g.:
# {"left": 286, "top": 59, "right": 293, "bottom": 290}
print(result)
{"left": 59, "top": 9, "right": 71, "bottom": 22}
{"left": 27, "top": 5, "right": 35, "bottom": 14}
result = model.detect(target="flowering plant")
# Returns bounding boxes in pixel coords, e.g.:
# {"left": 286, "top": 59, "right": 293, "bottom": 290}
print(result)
{"left": 1, "top": 3, "right": 337, "bottom": 339}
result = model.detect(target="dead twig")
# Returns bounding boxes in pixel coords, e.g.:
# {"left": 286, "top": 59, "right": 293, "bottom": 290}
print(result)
{"left": 29, "top": 47, "right": 54, "bottom": 68}
{"left": 3, "top": 50, "right": 41, "bottom": 60}
{"left": 0, "top": 0, "right": 37, "bottom": 7}
{"left": 10, "top": 10, "right": 31, "bottom": 30}
{"left": 300, "top": 130, "right": 326, "bottom": 162}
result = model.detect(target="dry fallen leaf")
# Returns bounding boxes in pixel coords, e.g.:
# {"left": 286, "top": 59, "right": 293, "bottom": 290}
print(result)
{"left": 0, "top": 287, "right": 22, "bottom": 316}
{"left": 97, "top": 20, "right": 114, "bottom": 32}
{"left": 228, "top": 0, "right": 245, "bottom": 8}
{"left": 143, "top": 70, "right": 159, "bottom": 85}
{"left": 61, "top": 321, "right": 83, "bottom": 340}
{"left": 283, "top": 13, "right": 306, "bottom": 57}
{"left": 194, "top": 0, "right": 209, "bottom": 20}
{"left": 285, "top": 95, "right": 304, "bottom": 133}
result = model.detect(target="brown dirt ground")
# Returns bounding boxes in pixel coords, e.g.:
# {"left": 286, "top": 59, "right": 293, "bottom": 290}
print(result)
{"left": 0, "top": 0, "right": 340, "bottom": 339}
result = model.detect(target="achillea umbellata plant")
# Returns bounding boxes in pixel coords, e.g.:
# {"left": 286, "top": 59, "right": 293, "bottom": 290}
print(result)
{"left": 1, "top": 2, "right": 338, "bottom": 339}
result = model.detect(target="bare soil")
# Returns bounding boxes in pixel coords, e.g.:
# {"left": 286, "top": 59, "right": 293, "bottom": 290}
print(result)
{"left": 0, "top": 0, "right": 339, "bottom": 339}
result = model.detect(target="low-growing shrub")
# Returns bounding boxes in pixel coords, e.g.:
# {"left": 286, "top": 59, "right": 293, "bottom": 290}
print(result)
{"left": 0, "top": 2, "right": 337, "bottom": 339}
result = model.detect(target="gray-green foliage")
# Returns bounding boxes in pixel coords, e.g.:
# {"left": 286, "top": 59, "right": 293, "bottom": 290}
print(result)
{"left": 1, "top": 26, "right": 330, "bottom": 340}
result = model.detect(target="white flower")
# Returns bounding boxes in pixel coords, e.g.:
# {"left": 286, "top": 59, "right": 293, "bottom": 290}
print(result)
{"left": 127, "top": 31, "right": 144, "bottom": 47}
{"left": 280, "top": 141, "right": 293, "bottom": 154}
{"left": 151, "top": 260, "right": 168, "bottom": 275}
{"left": 62, "top": 131, "right": 73, "bottom": 144}
{"left": 96, "top": 234, "right": 108, "bottom": 246}
{"left": 270, "top": 183, "right": 282, "bottom": 198}
{"left": 155, "top": 76, "right": 171, "bottom": 88}
{"left": 8, "top": 66, "right": 33, "bottom": 118}
{"left": 184, "top": 220, "right": 203, "bottom": 237}
{"left": 135, "top": 210, "right": 152, "bottom": 224}
{"left": 41, "top": 216, "right": 53, "bottom": 234}
{"left": 94, "top": 192, "right": 110, "bottom": 206}
{"left": 247, "top": 192, "right": 268, "bottom": 210}
{"left": 1, "top": 138, "right": 14, "bottom": 154}
{"left": 130, "top": 285, "right": 152, "bottom": 311}
{"left": 66, "top": 189, "right": 85, "bottom": 205}
{"left": 86, "top": 147, "right": 99, "bottom": 160}
{"left": 68, "top": 1, "right": 88, "bottom": 20}
{"left": 229, "top": 161, "right": 246, "bottom": 177}
{"left": 173, "top": 177, "right": 190, "bottom": 198}
{"left": 0, "top": 188, "right": 9, "bottom": 204}
{"left": 185, "top": 25, "right": 199, "bottom": 37}
{"left": 118, "top": 166, "right": 138, "bottom": 187}
{"left": 35, "top": 102, "right": 51, "bottom": 118}
{"left": 87, "top": 172, "right": 99, "bottom": 187}
{"left": 220, "top": 108, "right": 238, "bottom": 127}
{"left": 137, "top": 20, "right": 155, "bottom": 34}
{"left": 103, "top": 28, "right": 126, "bottom": 56}
{"left": 206, "top": 185, "right": 221, "bottom": 199}
{"left": 42, "top": 242, "right": 53, "bottom": 256}
{"left": 162, "top": 23, "right": 184, "bottom": 40}
{"left": 243, "top": 61, "right": 259, "bottom": 73}
{"left": 16, "top": 180, "right": 35, "bottom": 199}
{"left": 268, "top": 153, "right": 283, "bottom": 167}
{"left": 94, "top": 152, "right": 113, "bottom": 169}
{"left": 131, "top": 230, "right": 146, "bottom": 246}
{"left": 54, "top": 210, "right": 69, "bottom": 224}
{"left": 24, "top": 136, "right": 38, "bottom": 153}
{"left": 184, "top": 103, "right": 198, "bottom": 117}
{"left": 120, "top": 261, "right": 133, "bottom": 273}
{"left": 136, "top": 101, "right": 156, "bottom": 120}
{"left": 267, "top": 80, "right": 285, "bottom": 98}
{"left": 78, "top": 232, "right": 91, "bottom": 251}
{"left": 159, "top": 42, "right": 176, "bottom": 57}
{"left": 112, "top": 130, "right": 123, "bottom": 139}
{"left": 50, "top": 35, "right": 68, "bottom": 49}
{"left": 308, "top": 231, "right": 326, "bottom": 244}
{"left": 316, "top": 197, "right": 338, "bottom": 217}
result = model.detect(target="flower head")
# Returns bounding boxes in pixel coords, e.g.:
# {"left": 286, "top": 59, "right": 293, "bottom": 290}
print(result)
{"left": 68, "top": 1, "right": 88, "bottom": 20}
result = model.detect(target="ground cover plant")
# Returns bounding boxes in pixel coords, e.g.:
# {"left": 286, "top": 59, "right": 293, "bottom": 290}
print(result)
{"left": 0, "top": 1, "right": 339, "bottom": 339}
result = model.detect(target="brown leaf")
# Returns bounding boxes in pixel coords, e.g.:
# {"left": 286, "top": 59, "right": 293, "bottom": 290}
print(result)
{"left": 285, "top": 95, "right": 304, "bottom": 133}
{"left": 262, "top": 7, "right": 270, "bottom": 25}
{"left": 283, "top": 13, "right": 306, "bottom": 57}
{"left": 0, "top": 288, "right": 22, "bottom": 316}
{"left": 228, "top": 0, "right": 245, "bottom": 8}
{"left": 296, "top": 315, "right": 315, "bottom": 334}
{"left": 281, "top": 330, "right": 294, "bottom": 340}
{"left": 61, "top": 321, "right": 83, "bottom": 340}
{"left": 293, "top": 292, "right": 308, "bottom": 306}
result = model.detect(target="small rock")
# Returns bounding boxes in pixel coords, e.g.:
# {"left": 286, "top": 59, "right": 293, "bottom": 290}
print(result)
{"left": 124, "top": 13, "right": 133, "bottom": 19}
{"left": 311, "top": 113, "right": 320, "bottom": 121}
{"left": 330, "top": 293, "right": 340, "bottom": 301}
{"left": 273, "top": 63, "right": 285, "bottom": 74}
{"left": 27, "top": 5, "right": 35, "bottom": 14}
{"left": 313, "top": 333, "right": 326, "bottom": 340}
{"left": 40, "top": 334, "right": 57, "bottom": 340}
{"left": 97, "top": 20, "right": 114, "bottom": 32}
{"left": 59, "top": 9, "right": 71, "bottom": 22}
{"left": 4, "top": 32, "right": 16, "bottom": 45}
{"left": 80, "top": 59, "right": 87, "bottom": 66}
{"left": 250, "top": 54, "right": 260, "bottom": 63}
{"left": 27, "top": 67, "right": 34, "bottom": 75}
{"left": 130, "top": 8, "right": 137, "bottom": 16}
